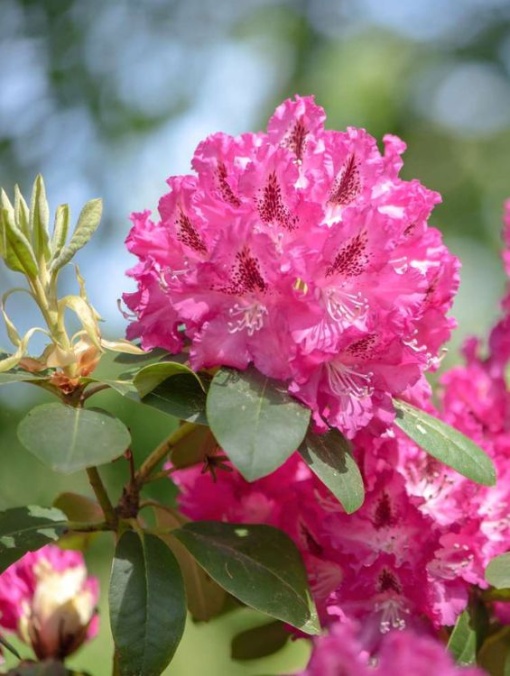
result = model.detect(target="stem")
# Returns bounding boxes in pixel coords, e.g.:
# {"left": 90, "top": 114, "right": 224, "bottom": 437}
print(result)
{"left": 81, "top": 382, "right": 111, "bottom": 401}
{"left": 86, "top": 466, "right": 118, "bottom": 529}
{"left": 136, "top": 421, "right": 196, "bottom": 486}
{"left": 142, "top": 467, "right": 179, "bottom": 484}
{"left": 66, "top": 520, "right": 110, "bottom": 532}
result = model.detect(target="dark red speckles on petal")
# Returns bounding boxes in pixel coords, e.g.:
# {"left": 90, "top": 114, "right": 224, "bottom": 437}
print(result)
{"left": 216, "top": 162, "right": 241, "bottom": 207}
{"left": 257, "top": 172, "right": 297, "bottom": 230}
{"left": 373, "top": 493, "right": 395, "bottom": 530}
{"left": 326, "top": 232, "right": 370, "bottom": 278}
{"left": 329, "top": 154, "right": 362, "bottom": 206}
{"left": 378, "top": 568, "right": 402, "bottom": 594}
{"left": 176, "top": 211, "right": 207, "bottom": 254}
{"left": 347, "top": 334, "right": 378, "bottom": 359}
{"left": 224, "top": 246, "right": 268, "bottom": 295}
{"left": 281, "top": 118, "right": 308, "bottom": 161}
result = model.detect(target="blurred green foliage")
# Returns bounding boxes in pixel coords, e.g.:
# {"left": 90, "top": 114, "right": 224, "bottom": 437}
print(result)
{"left": 2, "top": 1, "right": 510, "bottom": 673}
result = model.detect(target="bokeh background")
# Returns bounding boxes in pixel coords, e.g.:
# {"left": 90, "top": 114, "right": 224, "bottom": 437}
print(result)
{"left": 2, "top": 1, "right": 510, "bottom": 673}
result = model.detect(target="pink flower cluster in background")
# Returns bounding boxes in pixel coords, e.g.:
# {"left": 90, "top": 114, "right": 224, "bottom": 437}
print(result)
{"left": 124, "top": 96, "right": 459, "bottom": 438}
{"left": 0, "top": 545, "right": 99, "bottom": 660}
{"left": 170, "top": 202, "right": 510, "bottom": 674}
{"left": 297, "top": 619, "right": 484, "bottom": 675}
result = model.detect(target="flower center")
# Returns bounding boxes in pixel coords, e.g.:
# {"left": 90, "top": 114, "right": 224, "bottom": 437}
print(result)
{"left": 227, "top": 302, "right": 268, "bottom": 336}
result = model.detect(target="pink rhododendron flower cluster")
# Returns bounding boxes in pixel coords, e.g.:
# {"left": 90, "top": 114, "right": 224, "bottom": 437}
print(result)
{"left": 0, "top": 545, "right": 99, "bottom": 660}
{"left": 296, "top": 619, "right": 485, "bottom": 676}
{"left": 124, "top": 95, "right": 459, "bottom": 437}
{"left": 171, "top": 205, "right": 510, "bottom": 665}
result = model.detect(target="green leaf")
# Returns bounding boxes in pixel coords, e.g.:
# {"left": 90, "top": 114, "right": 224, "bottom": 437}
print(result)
{"left": 393, "top": 399, "right": 496, "bottom": 486}
{"left": 299, "top": 428, "right": 364, "bottom": 514}
{"left": 0, "top": 371, "right": 49, "bottom": 385}
{"left": 173, "top": 522, "right": 320, "bottom": 634}
{"left": 53, "top": 492, "right": 103, "bottom": 550}
{"left": 0, "top": 194, "right": 38, "bottom": 277}
{"left": 206, "top": 367, "right": 311, "bottom": 481}
{"left": 142, "top": 373, "right": 209, "bottom": 424}
{"left": 447, "top": 610, "right": 476, "bottom": 665}
{"left": 154, "top": 507, "right": 226, "bottom": 622}
{"left": 83, "top": 375, "right": 139, "bottom": 398}
{"left": 134, "top": 362, "right": 201, "bottom": 399}
{"left": 109, "top": 530, "right": 186, "bottom": 676}
{"left": 0, "top": 634, "right": 21, "bottom": 660}
{"left": 50, "top": 203, "right": 70, "bottom": 258}
{"left": 17, "top": 403, "right": 131, "bottom": 473}
{"left": 0, "top": 505, "right": 68, "bottom": 573}
{"left": 53, "top": 492, "right": 103, "bottom": 523}
{"left": 486, "top": 553, "right": 510, "bottom": 589}
{"left": 50, "top": 198, "right": 102, "bottom": 272}
{"left": 113, "top": 347, "right": 169, "bottom": 365}
{"left": 231, "top": 621, "right": 289, "bottom": 660}
{"left": 29, "top": 175, "right": 50, "bottom": 262}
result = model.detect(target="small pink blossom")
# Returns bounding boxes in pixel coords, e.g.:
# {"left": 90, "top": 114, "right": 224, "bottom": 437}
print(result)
{"left": 124, "top": 95, "right": 458, "bottom": 438}
{"left": 0, "top": 546, "right": 99, "bottom": 660}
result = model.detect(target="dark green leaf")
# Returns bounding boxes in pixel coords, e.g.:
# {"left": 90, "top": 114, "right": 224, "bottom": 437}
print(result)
{"left": 134, "top": 362, "right": 201, "bottom": 399}
{"left": 206, "top": 367, "right": 311, "bottom": 481}
{"left": 447, "top": 610, "right": 476, "bottom": 666}
{"left": 17, "top": 403, "right": 131, "bottom": 473}
{"left": 173, "top": 521, "right": 319, "bottom": 634}
{"left": 109, "top": 531, "right": 186, "bottom": 676}
{"left": 154, "top": 507, "right": 226, "bottom": 622}
{"left": 0, "top": 506, "right": 68, "bottom": 573}
{"left": 486, "top": 553, "right": 510, "bottom": 589}
{"left": 0, "top": 633, "right": 21, "bottom": 659}
{"left": 299, "top": 428, "right": 364, "bottom": 513}
{"left": 393, "top": 399, "right": 496, "bottom": 486}
{"left": 142, "top": 373, "right": 208, "bottom": 424}
{"left": 231, "top": 621, "right": 289, "bottom": 660}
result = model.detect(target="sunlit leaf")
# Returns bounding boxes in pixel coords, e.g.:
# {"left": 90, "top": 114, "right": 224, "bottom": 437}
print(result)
{"left": 299, "top": 428, "right": 364, "bottom": 513}
{"left": 0, "top": 505, "right": 68, "bottom": 573}
{"left": 18, "top": 403, "right": 131, "bottom": 473}
{"left": 447, "top": 610, "right": 476, "bottom": 665}
{"left": 393, "top": 399, "right": 495, "bottom": 486}
{"left": 206, "top": 367, "right": 310, "bottom": 481}
{"left": 50, "top": 198, "right": 102, "bottom": 272}
{"left": 486, "top": 553, "right": 510, "bottom": 589}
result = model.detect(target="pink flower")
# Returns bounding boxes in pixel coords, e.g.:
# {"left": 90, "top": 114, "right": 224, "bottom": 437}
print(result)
{"left": 124, "top": 95, "right": 459, "bottom": 438}
{"left": 297, "top": 619, "right": 485, "bottom": 676}
{"left": 0, "top": 546, "right": 99, "bottom": 660}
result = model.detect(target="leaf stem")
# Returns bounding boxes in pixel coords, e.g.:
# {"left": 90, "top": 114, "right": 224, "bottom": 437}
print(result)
{"left": 86, "top": 466, "right": 118, "bottom": 529}
{"left": 136, "top": 421, "right": 196, "bottom": 486}
{"left": 81, "top": 382, "right": 111, "bottom": 401}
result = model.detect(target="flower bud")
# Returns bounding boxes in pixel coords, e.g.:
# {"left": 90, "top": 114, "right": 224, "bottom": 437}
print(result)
{"left": 0, "top": 546, "right": 99, "bottom": 661}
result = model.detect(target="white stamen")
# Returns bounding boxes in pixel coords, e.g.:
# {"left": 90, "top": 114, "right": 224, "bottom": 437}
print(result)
{"left": 227, "top": 302, "right": 268, "bottom": 336}
{"left": 326, "top": 362, "right": 374, "bottom": 399}
{"left": 323, "top": 287, "right": 368, "bottom": 324}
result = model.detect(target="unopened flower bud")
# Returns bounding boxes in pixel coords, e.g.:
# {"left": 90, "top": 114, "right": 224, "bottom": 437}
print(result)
{"left": 0, "top": 546, "right": 99, "bottom": 661}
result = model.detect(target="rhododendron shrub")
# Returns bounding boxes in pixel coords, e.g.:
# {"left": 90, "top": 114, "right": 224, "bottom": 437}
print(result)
{"left": 0, "top": 102, "right": 505, "bottom": 675}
